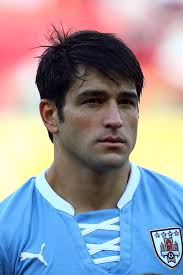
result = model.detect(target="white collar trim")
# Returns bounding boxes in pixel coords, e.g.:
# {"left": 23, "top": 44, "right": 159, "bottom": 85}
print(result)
{"left": 35, "top": 171, "right": 75, "bottom": 215}
{"left": 117, "top": 163, "right": 140, "bottom": 209}
{"left": 35, "top": 163, "right": 140, "bottom": 215}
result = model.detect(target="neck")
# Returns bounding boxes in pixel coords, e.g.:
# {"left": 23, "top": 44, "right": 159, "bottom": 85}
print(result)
{"left": 46, "top": 149, "right": 131, "bottom": 214}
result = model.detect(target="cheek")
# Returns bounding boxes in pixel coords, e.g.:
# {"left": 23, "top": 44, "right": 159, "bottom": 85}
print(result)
{"left": 126, "top": 114, "right": 139, "bottom": 137}
{"left": 64, "top": 109, "right": 97, "bottom": 135}
{"left": 132, "top": 118, "right": 139, "bottom": 144}
{"left": 132, "top": 117, "right": 138, "bottom": 134}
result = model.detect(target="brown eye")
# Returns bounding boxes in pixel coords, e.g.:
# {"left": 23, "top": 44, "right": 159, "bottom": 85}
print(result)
{"left": 119, "top": 99, "right": 136, "bottom": 107}
{"left": 83, "top": 98, "right": 102, "bottom": 105}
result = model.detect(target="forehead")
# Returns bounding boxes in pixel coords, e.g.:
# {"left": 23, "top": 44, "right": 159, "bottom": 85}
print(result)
{"left": 68, "top": 66, "right": 137, "bottom": 97}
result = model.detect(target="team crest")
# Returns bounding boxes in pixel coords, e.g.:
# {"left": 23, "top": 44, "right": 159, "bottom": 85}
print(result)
{"left": 150, "top": 228, "right": 182, "bottom": 268}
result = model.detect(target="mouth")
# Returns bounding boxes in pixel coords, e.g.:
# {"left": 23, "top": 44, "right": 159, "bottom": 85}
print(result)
{"left": 97, "top": 136, "right": 126, "bottom": 147}
{"left": 98, "top": 136, "right": 125, "bottom": 143}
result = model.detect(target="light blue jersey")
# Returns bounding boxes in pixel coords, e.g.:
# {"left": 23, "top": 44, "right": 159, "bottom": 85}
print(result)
{"left": 0, "top": 164, "right": 183, "bottom": 274}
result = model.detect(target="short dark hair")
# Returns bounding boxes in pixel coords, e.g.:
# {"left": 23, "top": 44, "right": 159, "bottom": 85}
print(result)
{"left": 36, "top": 26, "right": 144, "bottom": 142}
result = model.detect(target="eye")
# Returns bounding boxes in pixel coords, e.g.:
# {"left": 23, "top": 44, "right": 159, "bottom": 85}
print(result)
{"left": 83, "top": 98, "right": 102, "bottom": 105}
{"left": 118, "top": 99, "right": 137, "bottom": 107}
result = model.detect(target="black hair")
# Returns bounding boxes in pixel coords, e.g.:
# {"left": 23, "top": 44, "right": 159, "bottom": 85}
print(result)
{"left": 36, "top": 26, "right": 144, "bottom": 142}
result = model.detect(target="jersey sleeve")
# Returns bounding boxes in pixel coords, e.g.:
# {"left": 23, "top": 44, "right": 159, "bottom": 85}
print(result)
{"left": 0, "top": 245, "right": 10, "bottom": 275}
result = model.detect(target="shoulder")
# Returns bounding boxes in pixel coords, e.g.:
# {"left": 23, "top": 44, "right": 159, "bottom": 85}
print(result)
{"left": 0, "top": 177, "right": 36, "bottom": 240}
{"left": 139, "top": 166, "right": 182, "bottom": 188}
{"left": 0, "top": 177, "right": 36, "bottom": 215}
{"left": 137, "top": 166, "right": 183, "bottom": 202}
{"left": 0, "top": 177, "right": 37, "bottom": 273}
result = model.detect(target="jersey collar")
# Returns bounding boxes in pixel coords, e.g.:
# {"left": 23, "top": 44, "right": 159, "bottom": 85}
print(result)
{"left": 35, "top": 163, "right": 140, "bottom": 215}
{"left": 35, "top": 171, "right": 75, "bottom": 215}
{"left": 117, "top": 163, "right": 140, "bottom": 209}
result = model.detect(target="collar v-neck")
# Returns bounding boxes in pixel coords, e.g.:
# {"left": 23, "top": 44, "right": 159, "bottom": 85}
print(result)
{"left": 35, "top": 163, "right": 140, "bottom": 215}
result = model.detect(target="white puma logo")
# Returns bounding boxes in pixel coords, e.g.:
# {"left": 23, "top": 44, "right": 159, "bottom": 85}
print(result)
{"left": 20, "top": 243, "right": 48, "bottom": 266}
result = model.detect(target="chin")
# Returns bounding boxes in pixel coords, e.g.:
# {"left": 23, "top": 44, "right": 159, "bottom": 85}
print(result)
{"left": 94, "top": 164, "right": 124, "bottom": 173}
{"left": 91, "top": 156, "right": 127, "bottom": 173}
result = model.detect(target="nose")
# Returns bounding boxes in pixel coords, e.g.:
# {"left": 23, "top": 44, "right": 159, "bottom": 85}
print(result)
{"left": 103, "top": 102, "right": 123, "bottom": 129}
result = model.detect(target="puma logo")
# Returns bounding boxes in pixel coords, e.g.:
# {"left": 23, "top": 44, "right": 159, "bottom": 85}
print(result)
{"left": 20, "top": 243, "right": 48, "bottom": 266}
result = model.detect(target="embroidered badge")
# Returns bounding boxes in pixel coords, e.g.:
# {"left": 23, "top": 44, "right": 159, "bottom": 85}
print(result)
{"left": 150, "top": 228, "right": 182, "bottom": 268}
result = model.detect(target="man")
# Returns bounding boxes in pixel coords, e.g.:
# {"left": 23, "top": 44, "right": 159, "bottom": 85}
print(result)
{"left": 0, "top": 27, "right": 183, "bottom": 275}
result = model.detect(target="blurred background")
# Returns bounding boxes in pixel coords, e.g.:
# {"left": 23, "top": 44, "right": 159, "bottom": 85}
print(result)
{"left": 0, "top": 0, "right": 183, "bottom": 200}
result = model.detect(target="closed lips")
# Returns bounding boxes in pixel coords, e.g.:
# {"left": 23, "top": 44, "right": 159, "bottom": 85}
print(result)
{"left": 98, "top": 137, "right": 125, "bottom": 143}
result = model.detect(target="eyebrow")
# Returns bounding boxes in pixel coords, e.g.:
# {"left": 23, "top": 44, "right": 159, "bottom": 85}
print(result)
{"left": 76, "top": 89, "right": 107, "bottom": 98}
{"left": 76, "top": 89, "right": 138, "bottom": 100}
{"left": 118, "top": 91, "right": 139, "bottom": 101}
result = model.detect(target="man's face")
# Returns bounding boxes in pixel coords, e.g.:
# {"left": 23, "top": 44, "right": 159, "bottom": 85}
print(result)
{"left": 56, "top": 67, "right": 139, "bottom": 173}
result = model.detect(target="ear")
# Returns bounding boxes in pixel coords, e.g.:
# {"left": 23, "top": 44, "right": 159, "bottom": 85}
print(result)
{"left": 39, "top": 99, "right": 59, "bottom": 135}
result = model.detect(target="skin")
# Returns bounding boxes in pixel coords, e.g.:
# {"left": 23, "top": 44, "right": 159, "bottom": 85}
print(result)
{"left": 39, "top": 67, "right": 139, "bottom": 213}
